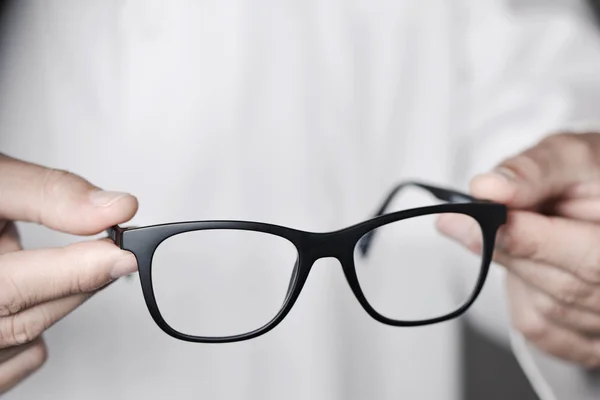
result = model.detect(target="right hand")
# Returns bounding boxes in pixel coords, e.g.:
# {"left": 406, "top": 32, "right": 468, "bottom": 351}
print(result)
{"left": 438, "top": 133, "right": 600, "bottom": 367}
{"left": 0, "top": 154, "right": 138, "bottom": 394}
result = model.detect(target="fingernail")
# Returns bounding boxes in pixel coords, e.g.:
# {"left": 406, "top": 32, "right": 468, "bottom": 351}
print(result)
{"left": 110, "top": 253, "right": 138, "bottom": 279}
{"left": 493, "top": 167, "right": 517, "bottom": 183}
{"left": 90, "top": 190, "right": 130, "bottom": 207}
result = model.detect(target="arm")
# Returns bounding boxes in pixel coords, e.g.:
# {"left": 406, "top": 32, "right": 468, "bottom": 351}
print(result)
{"left": 0, "top": 154, "right": 138, "bottom": 394}
{"left": 453, "top": 1, "right": 600, "bottom": 399}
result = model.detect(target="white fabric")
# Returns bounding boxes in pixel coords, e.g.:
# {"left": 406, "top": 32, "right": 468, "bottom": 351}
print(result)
{"left": 0, "top": 1, "right": 600, "bottom": 399}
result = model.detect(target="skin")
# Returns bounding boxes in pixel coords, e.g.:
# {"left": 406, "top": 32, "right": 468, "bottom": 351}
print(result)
{"left": 437, "top": 132, "right": 600, "bottom": 368}
{"left": 3, "top": 132, "right": 600, "bottom": 391}
{"left": 0, "top": 154, "right": 138, "bottom": 394}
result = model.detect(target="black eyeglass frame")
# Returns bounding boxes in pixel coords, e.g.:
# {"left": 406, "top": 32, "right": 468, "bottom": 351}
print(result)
{"left": 107, "top": 181, "right": 507, "bottom": 343}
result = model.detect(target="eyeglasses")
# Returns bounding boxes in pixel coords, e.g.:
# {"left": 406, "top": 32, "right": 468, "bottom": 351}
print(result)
{"left": 107, "top": 181, "right": 506, "bottom": 343}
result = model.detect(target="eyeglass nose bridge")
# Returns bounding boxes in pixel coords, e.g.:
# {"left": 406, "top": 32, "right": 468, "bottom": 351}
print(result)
{"left": 302, "top": 231, "right": 353, "bottom": 262}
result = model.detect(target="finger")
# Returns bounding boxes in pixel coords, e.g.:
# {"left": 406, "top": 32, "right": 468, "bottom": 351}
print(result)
{"left": 0, "top": 337, "right": 47, "bottom": 395}
{"left": 0, "top": 239, "right": 136, "bottom": 316}
{"left": 469, "top": 133, "right": 600, "bottom": 209}
{"left": 437, "top": 211, "right": 600, "bottom": 283}
{"left": 435, "top": 213, "right": 484, "bottom": 254}
{"left": 0, "top": 222, "right": 21, "bottom": 255}
{"left": 0, "top": 340, "right": 37, "bottom": 364}
{"left": 507, "top": 274, "right": 600, "bottom": 368}
{"left": 563, "top": 180, "right": 600, "bottom": 198}
{"left": 496, "top": 252, "right": 600, "bottom": 314}
{"left": 0, "top": 292, "right": 91, "bottom": 349}
{"left": 529, "top": 288, "right": 600, "bottom": 334}
{"left": 0, "top": 154, "right": 138, "bottom": 235}
{"left": 554, "top": 198, "right": 600, "bottom": 222}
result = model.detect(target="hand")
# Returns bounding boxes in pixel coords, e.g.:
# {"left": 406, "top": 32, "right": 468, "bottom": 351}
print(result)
{"left": 0, "top": 154, "right": 138, "bottom": 393}
{"left": 437, "top": 132, "right": 600, "bottom": 368}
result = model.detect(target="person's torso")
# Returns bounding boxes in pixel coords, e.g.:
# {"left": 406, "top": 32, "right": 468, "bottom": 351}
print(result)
{"left": 0, "top": 1, "right": 470, "bottom": 399}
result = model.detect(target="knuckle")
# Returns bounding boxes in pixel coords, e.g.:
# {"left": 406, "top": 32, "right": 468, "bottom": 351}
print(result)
{"left": 0, "top": 270, "right": 26, "bottom": 317}
{"left": 512, "top": 307, "right": 549, "bottom": 342}
{"left": 534, "top": 293, "right": 569, "bottom": 320}
{"left": 66, "top": 247, "right": 88, "bottom": 294}
{"left": 19, "top": 315, "right": 47, "bottom": 345}
{"left": 36, "top": 168, "right": 78, "bottom": 226}
{"left": 0, "top": 312, "right": 47, "bottom": 348}
{"left": 0, "top": 316, "right": 25, "bottom": 347}
{"left": 555, "top": 278, "right": 592, "bottom": 306}
{"left": 41, "top": 168, "right": 73, "bottom": 194}
{"left": 0, "top": 295, "right": 20, "bottom": 318}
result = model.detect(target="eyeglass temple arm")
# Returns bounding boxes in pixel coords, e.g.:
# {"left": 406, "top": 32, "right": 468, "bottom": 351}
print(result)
{"left": 357, "top": 181, "right": 478, "bottom": 257}
{"left": 283, "top": 257, "right": 300, "bottom": 303}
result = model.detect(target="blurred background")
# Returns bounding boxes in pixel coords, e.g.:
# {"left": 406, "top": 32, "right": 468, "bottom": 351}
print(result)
{"left": 463, "top": 323, "right": 538, "bottom": 399}
{"left": 2, "top": 1, "right": 600, "bottom": 399}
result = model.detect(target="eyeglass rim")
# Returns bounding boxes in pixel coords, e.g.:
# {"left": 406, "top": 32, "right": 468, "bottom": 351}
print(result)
{"left": 107, "top": 182, "right": 507, "bottom": 343}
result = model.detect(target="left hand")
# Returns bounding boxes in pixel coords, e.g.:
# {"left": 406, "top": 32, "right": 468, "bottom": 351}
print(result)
{"left": 437, "top": 132, "right": 600, "bottom": 368}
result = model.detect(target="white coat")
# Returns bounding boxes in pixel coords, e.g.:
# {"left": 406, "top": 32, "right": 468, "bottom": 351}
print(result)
{"left": 1, "top": 1, "right": 600, "bottom": 399}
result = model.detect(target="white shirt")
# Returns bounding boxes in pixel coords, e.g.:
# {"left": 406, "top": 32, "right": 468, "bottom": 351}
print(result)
{"left": 1, "top": 1, "right": 600, "bottom": 399}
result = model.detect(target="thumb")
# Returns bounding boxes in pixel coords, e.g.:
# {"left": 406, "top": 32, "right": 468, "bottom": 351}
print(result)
{"left": 0, "top": 154, "right": 138, "bottom": 235}
{"left": 469, "top": 133, "right": 600, "bottom": 209}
